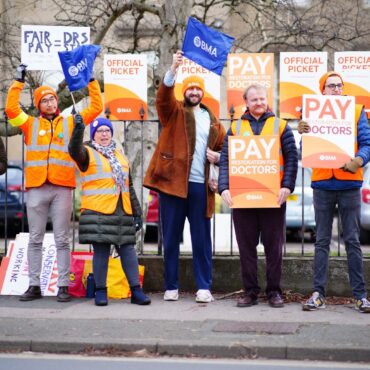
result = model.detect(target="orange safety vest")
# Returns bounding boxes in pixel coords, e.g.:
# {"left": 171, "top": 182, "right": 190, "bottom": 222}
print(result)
{"left": 231, "top": 116, "right": 287, "bottom": 181}
{"left": 312, "top": 104, "right": 364, "bottom": 182}
{"left": 79, "top": 146, "right": 133, "bottom": 215}
{"left": 5, "top": 79, "right": 103, "bottom": 188}
{"left": 24, "top": 116, "right": 76, "bottom": 188}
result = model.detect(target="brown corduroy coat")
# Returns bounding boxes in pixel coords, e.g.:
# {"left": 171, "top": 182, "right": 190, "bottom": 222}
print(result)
{"left": 143, "top": 82, "right": 226, "bottom": 218}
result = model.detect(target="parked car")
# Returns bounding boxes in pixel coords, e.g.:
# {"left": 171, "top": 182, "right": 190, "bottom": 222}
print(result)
{"left": 360, "top": 164, "right": 370, "bottom": 243}
{"left": 0, "top": 163, "right": 27, "bottom": 234}
{"left": 144, "top": 189, "right": 160, "bottom": 242}
{"left": 286, "top": 163, "right": 315, "bottom": 241}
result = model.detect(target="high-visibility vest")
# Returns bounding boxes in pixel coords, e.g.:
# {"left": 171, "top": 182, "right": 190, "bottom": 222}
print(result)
{"left": 80, "top": 146, "right": 133, "bottom": 215}
{"left": 24, "top": 117, "right": 76, "bottom": 188}
{"left": 312, "top": 104, "right": 364, "bottom": 182}
{"left": 231, "top": 116, "right": 287, "bottom": 181}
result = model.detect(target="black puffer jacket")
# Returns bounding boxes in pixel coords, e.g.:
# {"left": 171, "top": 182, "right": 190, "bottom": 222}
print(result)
{"left": 68, "top": 121, "right": 142, "bottom": 246}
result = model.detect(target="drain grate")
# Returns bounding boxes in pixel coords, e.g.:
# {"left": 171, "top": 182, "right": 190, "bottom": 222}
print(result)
{"left": 213, "top": 321, "right": 300, "bottom": 334}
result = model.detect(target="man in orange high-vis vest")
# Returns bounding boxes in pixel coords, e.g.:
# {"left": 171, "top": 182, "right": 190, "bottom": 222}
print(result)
{"left": 5, "top": 64, "right": 103, "bottom": 302}
{"left": 299, "top": 71, "right": 370, "bottom": 313}
{"left": 218, "top": 84, "right": 298, "bottom": 309}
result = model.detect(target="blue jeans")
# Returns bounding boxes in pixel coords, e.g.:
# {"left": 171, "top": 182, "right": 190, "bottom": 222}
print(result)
{"left": 92, "top": 244, "right": 140, "bottom": 289}
{"left": 313, "top": 189, "right": 366, "bottom": 299}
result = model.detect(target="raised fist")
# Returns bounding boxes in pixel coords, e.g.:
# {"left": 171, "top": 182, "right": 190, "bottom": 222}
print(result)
{"left": 73, "top": 113, "right": 84, "bottom": 129}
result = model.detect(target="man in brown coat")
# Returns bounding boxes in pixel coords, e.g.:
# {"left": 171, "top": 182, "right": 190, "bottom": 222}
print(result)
{"left": 144, "top": 50, "right": 226, "bottom": 303}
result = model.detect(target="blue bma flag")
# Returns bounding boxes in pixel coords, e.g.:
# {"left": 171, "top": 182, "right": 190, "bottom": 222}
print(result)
{"left": 58, "top": 44, "right": 101, "bottom": 92}
{"left": 182, "top": 17, "right": 234, "bottom": 76}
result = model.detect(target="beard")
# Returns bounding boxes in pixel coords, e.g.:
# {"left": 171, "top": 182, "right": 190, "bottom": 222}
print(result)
{"left": 184, "top": 95, "right": 202, "bottom": 107}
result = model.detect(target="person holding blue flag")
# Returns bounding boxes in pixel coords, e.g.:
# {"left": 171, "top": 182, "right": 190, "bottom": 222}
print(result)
{"left": 5, "top": 60, "right": 103, "bottom": 303}
{"left": 144, "top": 50, "right": 226, "bottom": 303}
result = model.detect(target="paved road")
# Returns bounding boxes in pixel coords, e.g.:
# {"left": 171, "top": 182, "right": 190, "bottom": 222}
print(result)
{"left": 1, "top": 353, "right": 370, "bottom": 370}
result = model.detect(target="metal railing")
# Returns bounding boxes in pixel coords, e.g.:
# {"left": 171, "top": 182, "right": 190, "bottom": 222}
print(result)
{"left": 0, "top": 116, "right": 356, "bottom": 258}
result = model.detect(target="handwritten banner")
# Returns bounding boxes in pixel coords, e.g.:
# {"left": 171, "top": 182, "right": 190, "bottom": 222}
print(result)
{"left": 21, "top": 25, "right": 90, "bottom": 70}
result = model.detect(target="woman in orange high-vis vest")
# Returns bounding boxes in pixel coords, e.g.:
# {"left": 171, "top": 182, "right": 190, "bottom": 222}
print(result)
{"left": 5, "top": 64, "right": 103, "bottom": 303}
{"left": 299, "top": 72, "right": 370, "bottom": 313}
{"left": 68, "top": 116, "right": 150, "bottom": 307}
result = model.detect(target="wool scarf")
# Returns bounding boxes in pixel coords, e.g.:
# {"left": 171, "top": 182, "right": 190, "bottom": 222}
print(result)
{"left": 91, "top": 140, "right": 128, "bottom": 191}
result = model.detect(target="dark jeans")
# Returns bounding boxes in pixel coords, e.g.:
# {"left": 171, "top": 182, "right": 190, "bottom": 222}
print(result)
{"left": 92, "top": 243, "right": 140, "bottom": 289}
{"left": 233, "top": 204, "right": 286, "bottom": 298}
{"left": 160, "top": 182, "right": 212, "bottom": 291}
{"left": 313, "top": 189, "right": 366, "bottom": 299}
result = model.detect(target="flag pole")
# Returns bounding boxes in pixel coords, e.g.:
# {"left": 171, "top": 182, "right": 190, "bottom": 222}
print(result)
{"left": 70, "top": 90, "right": 77, "bottom": 114}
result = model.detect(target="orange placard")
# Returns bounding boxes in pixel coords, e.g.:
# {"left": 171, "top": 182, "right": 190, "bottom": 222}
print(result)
{"left": 104, "top": 54, "right": 148, "bottom": 120}
{"left": 229, "top": 135, "right": 280, "bottom": 208}
{"left": 227, "top": 53, "right": 274, "bottom": 119}
{"left": 301, "top": 95, "right": 355, "bottom": 169}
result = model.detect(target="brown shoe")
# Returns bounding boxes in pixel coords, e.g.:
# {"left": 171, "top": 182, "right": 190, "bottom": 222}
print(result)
{"left": 19, "top": 286, "right": 42, "bottom": 301}
{"left": 237, "top": 294, "right": 258, "bottom": 307}
{"left": 268, "top": 293, "right": 284, "bottom": 308}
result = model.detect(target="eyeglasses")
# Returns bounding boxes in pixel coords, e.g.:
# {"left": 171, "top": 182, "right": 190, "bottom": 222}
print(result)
{"left": 40, "top": 96, "right": 56, "bottom": 105}
{"left": 325, "top": 83, "right": 344, "bottom": 90}
{"left": 95, "top": 129, "right": 111, "bottom": 134}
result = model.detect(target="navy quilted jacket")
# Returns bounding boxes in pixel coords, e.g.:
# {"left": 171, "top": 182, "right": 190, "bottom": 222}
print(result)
{"left": 218, "top": 110, "right": 298, "bottom": 195}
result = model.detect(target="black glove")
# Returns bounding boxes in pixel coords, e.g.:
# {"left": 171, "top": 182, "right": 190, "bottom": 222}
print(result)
{"left": 73, "top": 113, "right": 84, "bottom": 129}
{"left": 133, "top": 216, "right": 142, "bottom": 232}
{"left": 16, "top": 64, "right": 27, "bottom": 83}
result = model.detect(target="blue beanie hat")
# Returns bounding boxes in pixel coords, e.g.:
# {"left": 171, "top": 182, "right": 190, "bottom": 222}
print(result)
{"left": 90, "top": 117, "right": 114, "bottom": 140}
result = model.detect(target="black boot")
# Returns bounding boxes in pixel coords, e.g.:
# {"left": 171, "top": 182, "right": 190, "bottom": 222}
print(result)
{"left": 130, "top": 285, "right": 151, "bottom": 305}
{"left": 95, "top": 287, "right": 108, "bottom": 306}
{"left": 57, "top": 286, "right": 71, "bottom": 302}
{"left": 19, "top": 286, "right": 42, "bottom": 301}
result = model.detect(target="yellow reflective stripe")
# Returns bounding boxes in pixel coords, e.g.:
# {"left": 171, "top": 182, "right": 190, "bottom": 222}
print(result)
{"left": 8, "top": 111, "right": 29, "bottom": 127}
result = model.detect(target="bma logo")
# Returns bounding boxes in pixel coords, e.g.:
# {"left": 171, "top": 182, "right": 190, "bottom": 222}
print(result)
{"left": 193, "top": 36, "right": 217, "bottom": 57}
{"left": 68, "top": 58, "right": 88, "bottom": 77}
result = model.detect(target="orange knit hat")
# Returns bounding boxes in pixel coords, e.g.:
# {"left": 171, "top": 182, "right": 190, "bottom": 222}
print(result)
{"left": 182, "top": 75, "right": 205, "bottom": 95}
{"left": 319, "top": 71, "right": 344, "bottom": 93}
{"left": 33, "top": 86, "right": 58, "bottom": 108}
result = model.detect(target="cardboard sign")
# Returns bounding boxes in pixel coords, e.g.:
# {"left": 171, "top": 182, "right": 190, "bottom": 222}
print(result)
{"left": 21, "top": 25, "right": 90, "bottom": 70}
{"left": 229, "top": 135, "right": 280, "bottom": 208}
{"left": 227, "top": 53, "right": 274, "bottom": 119}
{"left": 334, "top": 51, "right": 370, "bottom": 118}
{"left": 0, "top": 233, "right": 59, "bottom": 296}
{"left": 104, "top": 54, "right": 148, "bottom": 120}
{"left": 302, "top": 95, "right": 355, "bottom": 168}
{"left": 279, "top": 52, "right": 327, "bottom": 119}
{"left": 175, "top": 57, "right": 220, "bottom": 117}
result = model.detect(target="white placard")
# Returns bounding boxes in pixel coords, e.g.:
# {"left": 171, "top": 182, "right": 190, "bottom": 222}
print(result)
{"left": 21, "top": 25, "right": 90, "bottom": 70}
{"left": 0, "top": 233, "right": 59, "bottom": 296}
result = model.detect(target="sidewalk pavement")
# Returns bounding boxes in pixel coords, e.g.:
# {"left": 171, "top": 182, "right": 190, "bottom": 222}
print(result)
{"left": 0, "top": 293, "right": 370, "bottom": 363}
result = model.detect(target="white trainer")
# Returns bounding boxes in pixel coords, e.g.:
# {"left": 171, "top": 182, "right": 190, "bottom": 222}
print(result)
{"left": 195, "top": 289, "right": 214, "bottom": 303}
{"left": 163, "top": 289, "right": 179, "bottom": 301}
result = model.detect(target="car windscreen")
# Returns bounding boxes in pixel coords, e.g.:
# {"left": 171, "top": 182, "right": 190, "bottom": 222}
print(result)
{"left": 295, "top": 167, "right": 311, "bottom": 187}
{"left": 0, "top": 167, "right": 23, "bottom": 185}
